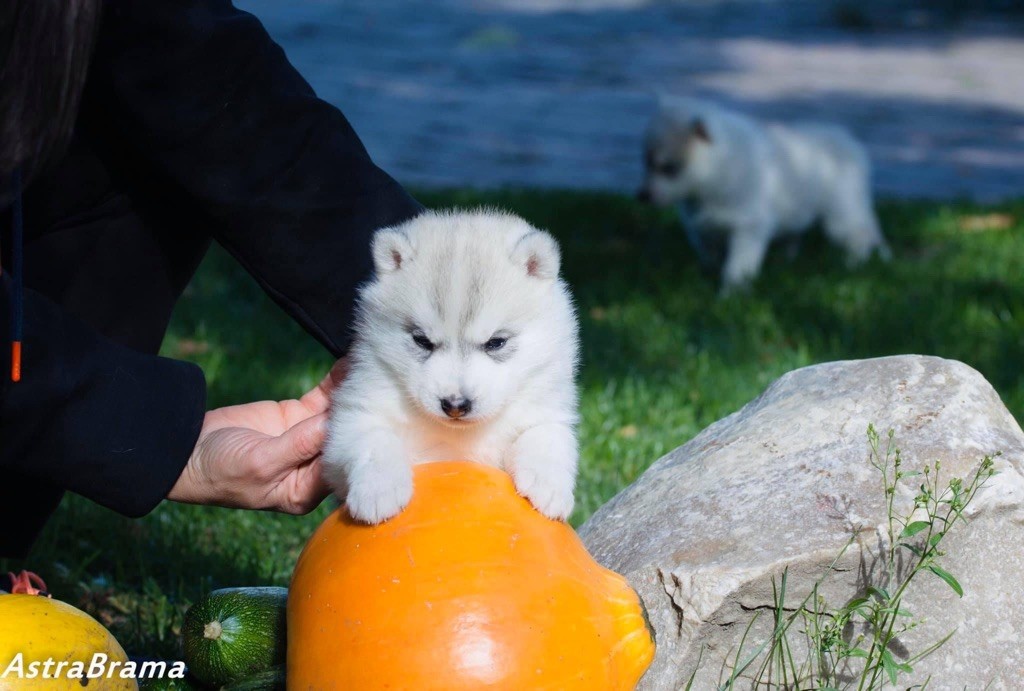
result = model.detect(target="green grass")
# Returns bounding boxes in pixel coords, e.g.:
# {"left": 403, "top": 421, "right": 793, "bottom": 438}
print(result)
{"left": 3, "top": 190, "right": 1022, "bottom": 658}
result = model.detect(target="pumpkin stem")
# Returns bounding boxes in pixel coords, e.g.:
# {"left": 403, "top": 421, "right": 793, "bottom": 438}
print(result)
{"left": 7, "top": 570, "right": 50, "bottom": 597}
{"left": 204, "top": 620, "right": 223, "bottom": 641}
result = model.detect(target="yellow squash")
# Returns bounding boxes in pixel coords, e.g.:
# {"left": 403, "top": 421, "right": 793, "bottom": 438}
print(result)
{"left": 0, "top": 572, "right": 137, "bottom": 690}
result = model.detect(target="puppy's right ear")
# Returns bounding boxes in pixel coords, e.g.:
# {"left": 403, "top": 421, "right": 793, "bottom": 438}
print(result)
{"left": 371, "top": 228, "right": 413, "bottom": 275}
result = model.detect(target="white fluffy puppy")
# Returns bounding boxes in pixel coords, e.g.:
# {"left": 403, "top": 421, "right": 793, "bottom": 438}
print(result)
{"left": 323, "top": 209, "right": 579, "bottom": 524}
{"left": 638, "top": 96, "right": 890, "bottom": 291}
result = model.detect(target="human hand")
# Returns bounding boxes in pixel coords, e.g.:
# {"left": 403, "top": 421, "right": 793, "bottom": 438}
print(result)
{"left": 168, "top": 358, "right": 348, "bottom": 514}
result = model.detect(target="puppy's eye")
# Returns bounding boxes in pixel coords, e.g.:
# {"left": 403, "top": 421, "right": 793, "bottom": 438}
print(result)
{"left": 657, "top": 161, "right": 681, "bottom": 177}
{"left": 484, "top": 336, "right": 508, "bottom": 352}
{"left": 411, "top": 331, "right": 435, "bottom": 352}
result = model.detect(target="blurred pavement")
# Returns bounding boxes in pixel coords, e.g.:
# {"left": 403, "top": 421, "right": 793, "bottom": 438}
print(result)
{"left": 237, "top": 0, "right": 1024, "bottom": 201}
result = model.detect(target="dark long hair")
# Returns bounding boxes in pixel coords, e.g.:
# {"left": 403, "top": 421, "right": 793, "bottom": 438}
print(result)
{"left": 0, "top": 0, "right": 101, "bottom": 199}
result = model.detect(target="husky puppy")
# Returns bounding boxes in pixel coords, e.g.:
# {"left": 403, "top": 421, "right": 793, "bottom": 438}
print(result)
{"left": 637, "top": 96, "right": 890, "bottom": 291}
{"left": 323, "top": 209, "right": 579, "bottom": 524}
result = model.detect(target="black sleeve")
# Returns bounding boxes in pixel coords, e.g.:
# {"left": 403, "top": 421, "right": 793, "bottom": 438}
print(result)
{"left": 0, "top": 275, "right": 206, "bottom": 524}
{"left": 88, "top": 0, "right": 423, "bottom": 357}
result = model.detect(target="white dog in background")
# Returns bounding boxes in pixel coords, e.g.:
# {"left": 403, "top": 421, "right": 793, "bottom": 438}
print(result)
{"left": 637, "top": 96, "right": 890, "bottom": 292}
{"left": 323, "top": 209, "right": 579, "bottom": 524}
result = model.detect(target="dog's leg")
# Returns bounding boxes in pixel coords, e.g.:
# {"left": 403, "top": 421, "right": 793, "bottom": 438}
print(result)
{"left": 507, "top": 423, "right": 577, "bottom": 521}
{"left": 721, "top": 227, "right": 770, "bottom": 294}
{"left": 677, "top": 205, "right": 713, "bottom": 269}
{"left": 323, "top": 421, "right": 412, "bottom": 524}
{"left": 824, "top": 189, "right": 891, "bottom": 265}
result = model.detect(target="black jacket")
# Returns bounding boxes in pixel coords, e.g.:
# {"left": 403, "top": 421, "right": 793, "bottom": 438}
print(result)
{"left": 0, "top": 0, "right": 422, "bottom": 558}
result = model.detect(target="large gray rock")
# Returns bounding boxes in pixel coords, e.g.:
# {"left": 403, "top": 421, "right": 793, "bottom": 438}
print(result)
{"left": 580, "top": 355, "right": 1024, "bottom": 690}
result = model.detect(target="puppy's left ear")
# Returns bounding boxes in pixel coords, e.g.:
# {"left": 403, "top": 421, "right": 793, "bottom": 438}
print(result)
{"left": 692, "top": 118, "right": 711, "bottom": 144}
{"left": 512, "top": 230, "right": 561, "bottom": 280}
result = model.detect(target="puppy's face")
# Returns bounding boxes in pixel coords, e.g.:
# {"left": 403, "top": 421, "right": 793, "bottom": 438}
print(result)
{"left": 637, "top": 115, "right": 711, "bottom": 206}
{"left": 360, "top": 212, "right": 568, "bottom": 427}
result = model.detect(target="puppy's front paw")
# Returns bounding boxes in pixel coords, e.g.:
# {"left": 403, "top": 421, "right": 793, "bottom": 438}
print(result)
{"left": 346, "top": 461, "right": 413, "bottom": 524}
{"left": 509, "top": 425, "right": 577, "bottom": 521}
{"left": 512, "top": 463, "right": 575, "bottom": 521}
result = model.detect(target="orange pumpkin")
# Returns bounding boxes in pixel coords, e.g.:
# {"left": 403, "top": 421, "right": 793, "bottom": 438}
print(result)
{"left": 288, "top": 461, "right": 654, "bottom": 690}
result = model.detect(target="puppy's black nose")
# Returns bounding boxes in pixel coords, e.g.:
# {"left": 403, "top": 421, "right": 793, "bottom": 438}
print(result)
{"left": 636, "top": 188, "right": 651, "bottom": 203}
{"left": 440, "top": 396, "right": 472, "bottom": 419}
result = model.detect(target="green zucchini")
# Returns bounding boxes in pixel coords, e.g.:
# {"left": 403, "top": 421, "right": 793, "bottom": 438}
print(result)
{"left": 181, "top": 587, "right": 287, "bottom": 686}
{"left": 220, "top": 666, "right": 286, "bottom": 691}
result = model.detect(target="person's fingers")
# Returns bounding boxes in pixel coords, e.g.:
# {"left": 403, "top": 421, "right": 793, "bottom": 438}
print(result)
{"left": 325, "top": 356, "right": 350, "bottom": 392}
{"left": 175, "top": 405, "right": 334, "bottom": 512}
{"left": 300, "top": 356, "right": 351, "bottom": 414}
{"left": 278, "top": 457, "right": 331, "bottom": 515}
{"left": 258, "top": 421, "right": 331, "bottom": 514}
{"left": 208, "top": 400, "right": 294, "bottom": 436}
{"left": 259, "top": 414, "right": 328, "bottom": 475}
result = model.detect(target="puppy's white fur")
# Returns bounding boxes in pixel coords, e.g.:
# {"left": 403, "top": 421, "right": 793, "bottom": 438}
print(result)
{"left": 323, "top": 209, "right": 579, "bottom": 524}
{"left": 640, "top": 96, "right": 890, "bottom": 291}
